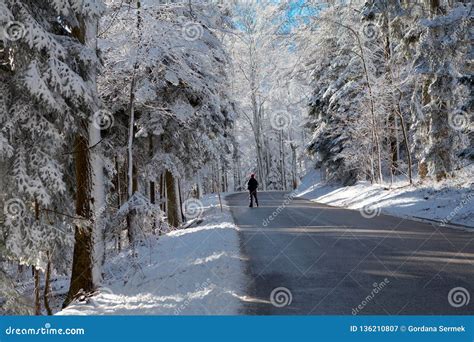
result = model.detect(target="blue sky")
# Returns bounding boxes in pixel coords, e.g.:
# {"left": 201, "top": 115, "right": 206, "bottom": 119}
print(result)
{"left": 231, "top": 0, "right": 323, "bottom": 34}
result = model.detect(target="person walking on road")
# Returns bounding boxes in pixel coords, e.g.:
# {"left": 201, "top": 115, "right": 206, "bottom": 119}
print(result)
{"left": 247, "top": 174, "right": 259, "bottom": 208}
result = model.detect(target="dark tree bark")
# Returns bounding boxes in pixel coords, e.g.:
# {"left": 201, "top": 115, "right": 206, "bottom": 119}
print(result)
{"left": 178, "top": 179, "right": 185, "bottom": 222}
{"left": 63, "top": 10, "right": 103, "bottom": 306}
{"left": 34, "top": 268, "right": 41, "bottom": 315}
{"left": 149, "top": 135, "right": 156, "bottom": 213}
{"left": 43, "top": 252, "right": 53, "bottom": 315}
{"left": 64, "top": 125, "right": 94, "bottom": 307}
{"left": 165, "top": 170, "right": 181, "bottom": 227}
{"left": 114, "top": 157, "right": 122, "bottom": 251}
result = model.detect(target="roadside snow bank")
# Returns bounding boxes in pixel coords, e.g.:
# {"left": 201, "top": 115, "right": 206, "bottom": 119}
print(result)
{"left": 58, "top": 194, "right": 245, "bottom": 315}
{"left": 296, "top": 169, "right": 473, "bottom": 228}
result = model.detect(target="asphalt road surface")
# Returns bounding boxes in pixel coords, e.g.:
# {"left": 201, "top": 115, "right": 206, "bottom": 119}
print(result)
{"left": 226, "top": 191, "right": 474, "bottom": 315}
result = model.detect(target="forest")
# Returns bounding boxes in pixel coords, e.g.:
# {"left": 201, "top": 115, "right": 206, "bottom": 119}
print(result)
{"left": 0, "top": 0, "right": 472, "bottom": 315}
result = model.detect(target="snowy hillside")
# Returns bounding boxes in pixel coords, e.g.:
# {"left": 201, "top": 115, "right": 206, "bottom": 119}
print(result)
{"left": 296, "top": 169, "right": 474, "bottom": 229}
{"left": 58, "top": 195, "right": 245, "bottom": 315}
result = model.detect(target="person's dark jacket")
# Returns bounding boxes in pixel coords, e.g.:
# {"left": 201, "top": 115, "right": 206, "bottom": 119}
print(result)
{"left": 248, "top": 178, "right": 258, "bottom": 192}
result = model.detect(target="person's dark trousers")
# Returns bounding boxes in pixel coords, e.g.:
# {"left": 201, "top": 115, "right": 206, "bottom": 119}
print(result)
{"left": 249, "top": 190, "right": 258, "bottom": 207}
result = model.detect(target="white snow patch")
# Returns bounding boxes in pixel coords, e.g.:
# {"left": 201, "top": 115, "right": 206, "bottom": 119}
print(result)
{"left": 58, "top": 194, "right": 245, "bottom": 315}
{"left": 296, "top": 169, "right": 474, "bottom": 229}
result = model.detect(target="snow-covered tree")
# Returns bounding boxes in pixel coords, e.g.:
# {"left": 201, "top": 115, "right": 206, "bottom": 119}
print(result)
{"left": 302, "top": 0, "right": 472, "bottom": 185}
{"left": 99, "top": 0, "right": 235, "bottom": 233}
{"left": 0, "top": 0, "right": 106, "bottom": 311}
{"left": 227, "top": 0, "right": 308, "bottom": 190}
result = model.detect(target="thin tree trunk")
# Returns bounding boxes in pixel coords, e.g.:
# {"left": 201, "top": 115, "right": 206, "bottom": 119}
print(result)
{"left": 221, "top": 163, "right": 227, "bottom": 192}
{"left": 43, "top": 252, "right": 53, "bottom": 316}
{"left": 159, "top": 172, "right": 166, "bottom": 235}
{"left": 115, "top": 157, "right": 122, "bottom": 251}
{"left": 178, "top": 179, "right": 185, "bottom": 222}
{"left": 290, "top": 142, "right": 298, "bottom": 190}
{"left": 382, "top": 14, "right": 413, "bottom": 185}
{"left": 149, "top": 135, "right": 156, "bottom": 232}
{"left": 330, "top": 20, "right": 384, "bottom": 183}
{"left": 89, "top": 113, "right": 105, "bottom": 284}
{"left": 34, "top": 199, "right": 41, "bottom": 315}
{"left": 357, "top": 32, "right": 383, "bottom": 183}
{"left": 160, "top": 173, "right": 166, "bottom": 212}
{"left": 395, "top": 91, "right": 414, "bottom": 185}
{"left": 34, "top": 268, "right": 41, "bottom": 315}
{"left": 196, "top": 170, "right": 203, "bottom": 198}
{"left": 126, "top": 76, "right": 136, "bottom": 244}
{"left": 126, "top": 0, "right": 142, "bottom": 245}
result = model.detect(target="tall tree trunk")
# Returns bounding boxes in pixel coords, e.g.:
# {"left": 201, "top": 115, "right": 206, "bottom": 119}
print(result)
{"left": 165, "top": 170, "right": 181, "bottom": 228}
{"left": 250, "top": 74, "right": 266, "bottom": 188}
{"left": 43, "top": 252, "right": 53, "bottom": 316}
{"left": 114, "top": 157, "right": 122, "bottom": 251}
{"left": 126, "top": 0, "right": 143, "bottom": 245}
{"left": 34, "top": 268, "right": 41, "bottom": 315}
{"left": 65, "top": 125, "right": 94, "bottom": 307}
{"left": 160, "top": 173, "right": 166, "bottom": 212}
{"left": 159, "top": 172, "right": 166, "bottom": 236}
{"left": 418, "top": 78, "right": 432, "bottom": 180}
{"left": 149, "top": 137, "right": 156, "bottom": 233}
{"left": 290, "top": 142, "right": 298, "bottom": 190}
{"left": 357, "top": 30, "right": 383, "bottom": 183}
{"left": 65, "top": 14, "right": 103, "bottom": 307}
{"left": 221, "top": 163, "right": 227, "bottom": 192}
{"left": 126, "top": 76, "right": 136, "bottom": 244}
{"left": 196, "top": 170, "right": 203, "bottom": 198}
{"left": 332, "top": 20, "right": 384, "bottom": 183}
{"left": 178, "top": 179, "right": 185, "bottom": 222}
{"left": 382, "top": 13, "right": 413, "bottom": 185}
{"left": 279, "top": 130, "right": 288, "bottom": 190}
{"left": 395, "top": 91, "right": 414, "bottom": 185}
{"left": 90, "top": 116, "right": 105, "bottom": 284}
{"left": 34, "top": 199, "right": 41, "bottom": 315}
{"left": 232, "top": 140, "right": 242, "bottom": 191}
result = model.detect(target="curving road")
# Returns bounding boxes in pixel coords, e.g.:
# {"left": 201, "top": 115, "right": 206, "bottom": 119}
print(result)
{"left": 226, "top": 191, "right": 474, "bottom": 315}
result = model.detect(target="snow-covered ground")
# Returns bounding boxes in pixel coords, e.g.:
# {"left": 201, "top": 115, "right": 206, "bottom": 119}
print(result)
{"left": 58, "top": 194, "right": 245, "bottom": 315}
{"left": 295, "top": 168, "right": 474, "bottom": 229}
